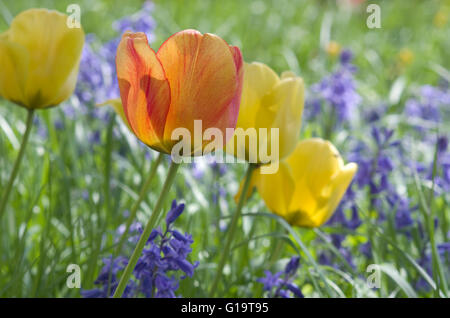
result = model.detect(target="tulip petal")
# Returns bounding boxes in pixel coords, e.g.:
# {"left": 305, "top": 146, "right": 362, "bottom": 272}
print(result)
{"left": 257, "top": 77, "right": 304, "bottom": 160}
{"left": 236, "top": 62, "right": 280, "bottom": 130}
{"left": 156, "top": 30, "right": 238, "bottom": 150}
{"left": 286, "top": 139, "right": 356, "bottom": 227}
{"left": 116, "top": 32, "right": 171, "bottom": 152}
{"left": 314, "top": 163, "right": 358, "bottom": 226}
{"left": 288, "top": 138, "right": 342, "bottom": 197}
{"left": 7, "top": 9, "right": 84, "bottom": 108}
{"left": 215, "top": 45, "right": 244, "bottom": 142}
{"left": 0, "top": 34, "right": 29, "bottom": 106}
{"left": 254, "top": 162, "right": 296, "bottom": 217}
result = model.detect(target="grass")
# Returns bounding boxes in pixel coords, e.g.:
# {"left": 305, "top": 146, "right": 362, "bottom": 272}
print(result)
{"left": 0, "top": 0, "right": 449, "bottom": 297}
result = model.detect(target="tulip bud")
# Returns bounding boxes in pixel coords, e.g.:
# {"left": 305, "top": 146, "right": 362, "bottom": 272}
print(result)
{"left": 244, "top": 138, "right": 357, "bottom": 228}
{"left": 0, "top": 9, "right": 84, "bottom": 109}
{"left": 226, "top": 62, "right": 304, "bottom": 165}
{"left": 116, "top": 29, "right": 243, "bottom": 155}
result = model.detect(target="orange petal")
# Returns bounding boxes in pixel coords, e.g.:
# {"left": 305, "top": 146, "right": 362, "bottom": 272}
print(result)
{"left": 156, "top": 30, "right": 238, "bottom": 149}
{"left": 221, "top": 46, "right": 244, "bottom": 141}
{"left": 116, "top": 31, "right": 171, "bottom": 152}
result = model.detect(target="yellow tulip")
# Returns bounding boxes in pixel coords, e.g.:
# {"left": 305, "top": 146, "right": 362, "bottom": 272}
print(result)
{"left": 241, "top": 138, "right": 357, "bottom": 228}
{"left": 226, "top": 62, "right": 304, "bottom": 163}
{"left": 0, "top": 9, "right": 84, "bottom": 109}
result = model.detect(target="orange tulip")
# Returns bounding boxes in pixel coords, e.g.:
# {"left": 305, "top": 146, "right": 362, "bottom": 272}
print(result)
{"left": 116, "top": 29, "right": 243, "bottom": 155}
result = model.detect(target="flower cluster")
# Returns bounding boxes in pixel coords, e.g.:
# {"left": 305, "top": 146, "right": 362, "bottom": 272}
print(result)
{"left": 257, "top": 256, "right": 304, "bottom": 298}
{"left": 307, "top": 49, "right": 361, "bottom": 124}
{"left": 81, "top": 200, "right": 198, "bottom": 298}
{"left": 404, "top": 83, "right": 450, "bottom": 124}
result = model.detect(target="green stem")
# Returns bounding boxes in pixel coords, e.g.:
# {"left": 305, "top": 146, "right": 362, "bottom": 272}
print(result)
{"left": 0, "top": 109, "right": 35, "bottom": 221}
{"left": 209, "top": 163, "right": 256, "bottom": 297}
{"left": 113, "top": 160, "right": 180, "bottom": 298}
{"left": 115, "top": 152, "right": 164, "bottom": 254}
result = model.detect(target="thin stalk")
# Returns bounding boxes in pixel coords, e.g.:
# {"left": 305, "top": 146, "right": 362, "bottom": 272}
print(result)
{"left": 427, "top": 136, "right": 448, "bottom": 297}
{"left": 113, "top": 160, "right": 180, "bottom": 298}
{"left": 0, "top": 109, "right": 35, "bottom": 220}
{"left": 209, "top": 163, "right": 256, "bottom": 297}
{"left": 115, "top": 152, "right": 164, "bottom": 254}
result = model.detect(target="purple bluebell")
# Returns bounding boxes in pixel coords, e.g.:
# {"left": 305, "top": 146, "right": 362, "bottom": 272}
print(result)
{"left": 307, "top": 49, "right": 361, "bottom": 123}
{"left": 82, "top": 199, "right": 198, "bottom": 298}
{"left": 360, "top": 242, "right": 372, "bottom": 259}
{"left": 404, "top": 84, "right": 450, "bottom": 124}
{"left": 394, "top": 198, "right": 414, "bottom": 229}
{"left": 257, "top": 256, "right": 304, "bottom": 298}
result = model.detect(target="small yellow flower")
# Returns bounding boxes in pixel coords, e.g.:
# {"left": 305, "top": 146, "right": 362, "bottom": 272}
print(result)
{"left": 398, "top": 48, "right": 414, "bottom": 66}
{"left": 238, "top": 138, "right": 357, "bottom": 228}
{"left": 0, "top": 9, "right": 84, "bottom": 109}
{"left": 226, "top": 62, "right": 304, "bottom": 163}
{"left": 326, "top": 41, "right": 341, "bottom": 58}
{"left": 433, "top": 9, "right": 448, "bottom": 28}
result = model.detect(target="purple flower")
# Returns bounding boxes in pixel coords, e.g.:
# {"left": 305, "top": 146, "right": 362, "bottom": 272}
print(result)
{"left": 165, "top": 200, "right": 185, "bottom": 226}
{"left": 307, "top": 49, "right": 361, "bottom": 124}
{"left": 82, "top": 200, "right": 198, "bottom": 298}
{"left": 257, "top": 271, "right": 283, "bottom": 292}
{"left": 394, "top": 198, "right": 414, "bottom": 229}
{"left": 257, "top": 256, "right": 304, "bottom": 298}
{"left": 340, "top": 49, "right": 353, "bottom": 65}
{"left": 404, "top": 84, "right": 450, "bottom": 124}
{"left": 360, "top": 242, "right": 372, "bottom": 259}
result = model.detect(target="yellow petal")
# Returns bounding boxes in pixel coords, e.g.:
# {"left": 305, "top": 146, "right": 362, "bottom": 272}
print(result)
{"left": 0, "top": 34, "right": 29, "bottom": 106}
{"left": 6, "top": 8, "right": 84, "bottom": 108}
{"left": 281, "top": 71, "right": 296, "bottom": 79}
{"left": 284, "top": 138, "right": 356, "bottom": 228}
{"left": 313, "top": 163, "right": 358, "bottom": 226}
{"left": 254, "top": 161, "right": 295, "bottom": 217}
{"left": 257, "top": 76, "right": 304, "bottom": 160}
{"left": 226, "top": 62, "right": 284, "bottom": 162}
{"left": 235, "top": 62, "right": 280, "bottom": 131}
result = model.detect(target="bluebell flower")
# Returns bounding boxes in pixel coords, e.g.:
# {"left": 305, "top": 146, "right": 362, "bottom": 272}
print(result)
{"left": 360, "top": 242, "right": 372, "bottom": 259}
{"left": 82, "top": 199, "right": 198, "bottom": 298}
{"left": 54, "top": 119, "right": 64, "bottom": 131}
{"left": 394, "top": 198, "right": 414, "bottom": 229}
{"left": 258, "top": 270, "right": 282, "bottom": 292}
{"left": 438, "top": 242, "right": 450, "bottom": 262}
{"left": 88, "top": 130, "right": 101, "bottom": 145}
{"left": 404, "top": 83, "right": 450, "bottom": 125}
{"left": 257, "top": 256, "right": 304, "bottom": 298}
{"left": 340, "top": 49, "right": 353, "bottom": 65}
{"left": 307, "top": 49, "right": 361, "bottom": 123}
{"left": 166, "top": 200, "right": 185, "bottom": 226}
{"left": 318, "top": 252, "right": 333, "bottom": 267}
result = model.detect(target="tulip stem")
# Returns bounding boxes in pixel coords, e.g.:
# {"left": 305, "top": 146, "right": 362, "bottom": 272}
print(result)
{"left": 113, "top": 160, "right": 180, "bottom": 298}
{"left": 0, "top": 109, "right": 35, "bottom": 221}
{"left": 209, "top": 163, "right": 256, "bottom": 297}
{"left": 115, "top": 152, "right": 164, "bottom": 254}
